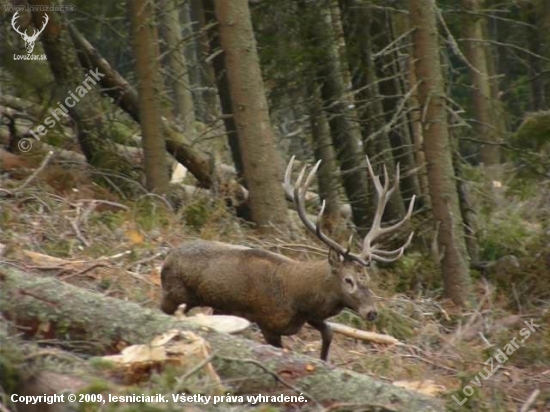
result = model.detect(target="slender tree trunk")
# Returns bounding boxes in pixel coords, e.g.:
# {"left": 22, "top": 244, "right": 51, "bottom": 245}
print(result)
{"left": 69, "top": 25, "right": 216, "bottom": 189}
{"left": 461, "top": 0, "right": 501, "bottom": 166}
{"left": 453, "top": 150, "right": 480, "bottom": 264}
{"left": 378, "top": 12, "right": 422, "bottom": 204}
{"left": 302, "top": 1, "right": 372, "bottom": 235}
{"left": 482, "top": 22, "right": 507, "bottom": 153}
{"left": 203, "top": 0, "right": 244, "bottom": 180}
{"left": 339, "top": 0, "right": 406, "bottom": 221}
{"left": 538, "top": 0, "right": 550, "bottom": 107}
{"left": 407, "top": 54, "right": 431, "bottom": 209}
{"left": 213, "top": 0, "right": 289, "bottom": 231}
{"left": 308, "top": 82, "right": 340, "bottom": 222}
{"left": 159, "top": 0, "right": 196, "bottom": 136}
{"left": 392, "top": 0, "right": 431, "bottom": 209}
{"left": 190, "top": 0, "right": 220, "bottom": 122}
{"left": 409, "top": 0, "right": 472, "bottom": 307}
{"left": 129, "top": 0, "right": 169, "bottom": 193}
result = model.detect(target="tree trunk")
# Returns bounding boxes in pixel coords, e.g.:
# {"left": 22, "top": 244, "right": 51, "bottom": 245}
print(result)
{"left": 68, "top": 25, "right": 215, "bottom": 189}
{"left": 214, "top": 0, "right": 289, "bottom": 231}
{"left": 129, "top": 0, "right": 169, "bottom": 194}
{"left": 307, "top": 82, "right": 341, "bottom": 223}
{"left": 339, "top": 0, "right": 407, "bottom": 221}
{"left": 374, "top": 10, "right": 422, "bottom": 204}
{"left": 0, "top": 266, "right": 444, "bottom": 412}
{"left": 453, "top": 149, "right": 480, "bottom": 264}
{"left": 29, "top": 0, "right": 136, "bottom": 184}
{"left": 409, "top": 0, "right": 473, "bottom": 307}
{"left": 302, "top": 1, "right": 372, "bottom": 235}
{"left": 203, "top": 0, "right": 244, "bottom": 180}
{"left": 159, "top": 0, "right": 197, "bottom": 136}
{"left": 461, "top": 0, "right": 501, "bottom": 166}
{"left": 190, "top": 0, "right": 221, "bottom": 122}
{"left": 406, "top": 51, "right": 431, "bottom": 209}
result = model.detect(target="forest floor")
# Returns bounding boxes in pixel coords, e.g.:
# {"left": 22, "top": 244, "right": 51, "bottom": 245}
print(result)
{"left": 1, "top": 154, "right": 549, "bottom": 411}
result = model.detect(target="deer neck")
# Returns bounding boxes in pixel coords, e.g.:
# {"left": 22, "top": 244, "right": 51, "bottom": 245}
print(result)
{"left": 284, "top": 259, "right": 344, "bottom": 319}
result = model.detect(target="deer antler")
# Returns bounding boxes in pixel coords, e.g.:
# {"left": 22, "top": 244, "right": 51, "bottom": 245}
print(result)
{"left": 11, "top": 11, "right": 27, "bottom": 37}
{"left": 30, "top": 13, "right": 49, "bottom": 40}
{"left": 357, "top": 156, "right": 415, "bottom": 263}
{"left": 284, "top": 155, "right": 415, "bottom": 265}
{"left": 11, "top": 11, "right": 48, "bottom": 40}
{"left": 284, "top": 156, "right": 353, "bottom": 258}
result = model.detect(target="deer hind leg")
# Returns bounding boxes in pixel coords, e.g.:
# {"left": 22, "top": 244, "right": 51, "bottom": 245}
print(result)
{"left": 307, "top": 320, "right": 333, "bottom": 361}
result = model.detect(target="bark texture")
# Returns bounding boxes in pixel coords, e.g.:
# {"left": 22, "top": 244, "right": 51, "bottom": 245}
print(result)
{"left": 461, "top": 0, "right": 501, "bottom": 166}
{"left": 339, "top": 0, "right": 407, "bottom": 220}
{"left": 409, "top": 0, "right": 472, "bottom": 306}
{"left": 214, "top": 0, "right": 289, "bottom": 231}
{"left": 159, "top": 0, "right": 196, "bottom": 134}
{"left": 69, "top": 25, "right": 214, "bottom": 189}
{"left": 308, "top": 82, "right": 341, "bottom": 222}
{"left": 303, "top": 1, "right": 372, "bottom": 235}
{"left": 203, "top": 0, "right": 244, "bottom": 180}
{"left": 129, "top": 0, "right": 169, "bottom": 193}
{"left": 373, "top": 9, "right": 421, "bottom": 204}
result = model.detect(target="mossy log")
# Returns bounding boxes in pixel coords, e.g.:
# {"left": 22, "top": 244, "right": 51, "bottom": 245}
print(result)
{"left": 0, "top": 323, "right": 229, "bottom": 412}
{"left": 0, "top": 266, "right": 444, "bottom": 411}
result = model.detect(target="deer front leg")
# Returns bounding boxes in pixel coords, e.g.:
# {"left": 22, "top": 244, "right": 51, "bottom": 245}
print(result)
{"left": 261, "top": 329, "right": 283, "bottom": 348}
{"left": 308, "top": 320, "right": 333, "bottom": 361}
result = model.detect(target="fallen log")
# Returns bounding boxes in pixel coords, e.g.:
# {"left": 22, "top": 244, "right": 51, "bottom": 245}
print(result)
{"left": 0, "top": 322, "right": 227, "bottom": 412}
{"left": 0, "top": 266, "right": 444, "bottom": 411}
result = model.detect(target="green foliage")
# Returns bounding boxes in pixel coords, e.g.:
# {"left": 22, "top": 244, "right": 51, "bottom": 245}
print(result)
{"left": 182, "top": 201, "right": 211, "bottom": 230}
{"left": 374, "top": 306, "right": 416, "bottom": 341}
{"left": 509, "top": 111, "right": 550, "bottom": 177}
{"left": 0, "top": 355, "right": 21, "bottom": 394}
{"left": 108, "top": 120, "right": 136, "bottom": 146}
{"left": 133, "top": 196, "right": 173, "bottom": 232}
{"left": 41, "top": 236, "right": 74, "bottom": 258}
{"left": 389, "top": 252, "right": 441, "bottom": 296}
{"left": 179, "top": 196, "right": 231, "bottom": 232}
{"left": 89, "top": 211, "right": 127, "bottom": 232}
{"left": 478, "top": 213, "right": 534, "bottom": 261}
{"left": 512, "top": 111, "right": 550, "bottom": 151}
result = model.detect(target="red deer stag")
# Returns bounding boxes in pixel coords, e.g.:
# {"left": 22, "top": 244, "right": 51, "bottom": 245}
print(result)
{"left": 160, "top": 156, "right": 415, "bottom": 360}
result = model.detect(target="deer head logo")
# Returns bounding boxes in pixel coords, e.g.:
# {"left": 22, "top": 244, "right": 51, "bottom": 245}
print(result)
{"left": 11, "top": 11, "right": 49, "bottom": 54}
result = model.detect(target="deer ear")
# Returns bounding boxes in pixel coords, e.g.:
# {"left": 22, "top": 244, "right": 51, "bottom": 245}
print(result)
{"left": 328, "top": 248, "right": 343, "bottom": 266}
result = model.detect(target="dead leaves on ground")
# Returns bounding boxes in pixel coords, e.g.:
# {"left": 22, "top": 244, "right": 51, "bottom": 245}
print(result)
{"left": 101, "top": 329, "right": 223, "bottom": 392}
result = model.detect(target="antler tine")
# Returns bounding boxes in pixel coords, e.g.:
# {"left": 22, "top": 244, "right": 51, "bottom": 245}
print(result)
{"left": 369, "top": 194, "right": 416, "bottom": 239}
{"left": 285, "top": 157, "right": 348, "bottom": 256}
{"left": 30, "top": 14, "right": 49, "bottom": 38}
{"left": 367, "top": 231, "right": 414, "bottom": 262}
{"left": 34, "top": 13, "right": 49, "bottom": 38}
{"left": 11, "top": 11, "right": 27, "bottom": 36}
{"left": 355, "top": 155, "right": 415, "bottom": 263}
{"left": 283, "top": 155, "right": 297, "bottom": 200}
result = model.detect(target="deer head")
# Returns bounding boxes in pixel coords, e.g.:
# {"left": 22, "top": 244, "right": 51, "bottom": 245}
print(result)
{"left": 284, "top": 155, "right": 416, "bottom": 320}
{"left": 12, "top": 11, "right": 49, "bottom": 54}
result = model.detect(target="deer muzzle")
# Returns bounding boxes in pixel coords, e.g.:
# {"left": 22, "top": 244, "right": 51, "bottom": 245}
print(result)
{"left": 359, "top": 305, "right": 378, "bottom": 322}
